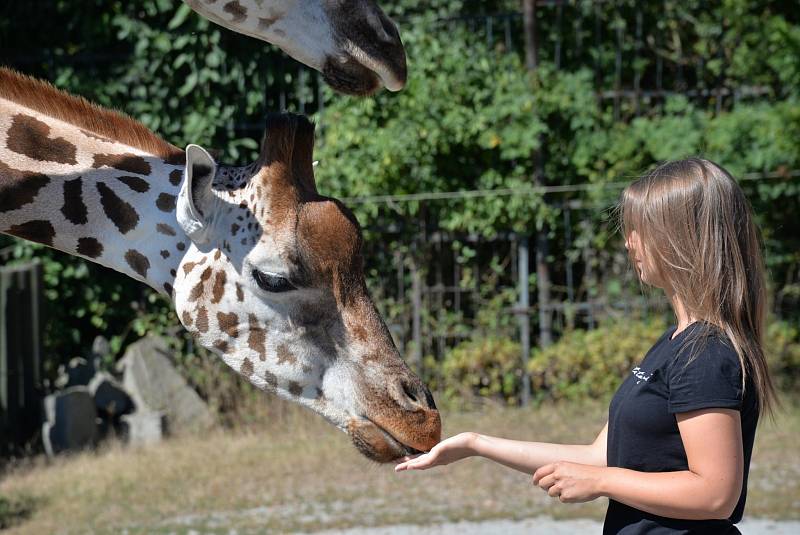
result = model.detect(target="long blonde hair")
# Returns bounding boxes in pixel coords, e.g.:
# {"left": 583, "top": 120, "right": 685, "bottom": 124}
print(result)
{"left": 620, "top": 158, "right": 775, "bottom": 416}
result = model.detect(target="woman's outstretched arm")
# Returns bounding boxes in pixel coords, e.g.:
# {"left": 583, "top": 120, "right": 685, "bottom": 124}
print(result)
{"left": 395, "top": 422, "right": 608, "bottom": 474}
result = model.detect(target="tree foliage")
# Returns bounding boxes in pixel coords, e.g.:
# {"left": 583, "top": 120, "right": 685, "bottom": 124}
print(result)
{"left": 0, "top": 0, "right": 798, "bottom": 389}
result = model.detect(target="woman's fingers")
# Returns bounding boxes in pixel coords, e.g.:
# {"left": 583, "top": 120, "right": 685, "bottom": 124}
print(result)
{"left": 395, "top": 453, "right": 435, "bottom": 471}
{"left": 532, "top": 463, "right": 555, "bottom": 485}
{"left": 535, "top": 472, "right": 557, "bottom": 491}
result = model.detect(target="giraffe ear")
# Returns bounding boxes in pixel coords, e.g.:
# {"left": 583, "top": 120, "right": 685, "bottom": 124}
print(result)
{"left": 177, "top": 144, "right": 218, "bottom": 244}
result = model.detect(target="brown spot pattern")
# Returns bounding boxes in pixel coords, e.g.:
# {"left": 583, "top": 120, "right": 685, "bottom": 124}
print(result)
{"left": 169, "top": 169, "right": 182, "bottom": 186}
{"left": 77, "top": 237, "right": 103, "bottom": 258}
{"left": 264, "top": 371, "right": 278, "bottom": 390}
{"left": 288, "top": 381, "right": 303, "bottom": 397}
{"left": 182, "top": 256, "right": 207, "bottom": 275}
{"left": 92, "top": 153, "right": 151, "bottom": 175}
{"left": 211, "top": 271, "right": 226, "bottom": 303}
{"left": 213, "top": 339, "right": 230, "bottom": 353}
{"left": 258, "top": 13, "right": 281, "bottom": 31}
{"left": 7, "top": 114, "right": 77, "bottom": 164}
{"left": 196, "top": 306, "right": 209, "bottom": 333}
{"left": 156, "top": 192, "right": 176, "bottom": 212}
{"left": 276, "top": 344, "right": 297, "bottom": 366}
{"left": 8, "top": 220, "right": 55, "bottom": 246}
{"left": 217, "top": 311, "right": 239, "bottom": 337}
{"left": 61, "top": 178, "right": 87, "bottom": 224}
{"left": 0, "top": 161, "right": 50, "bottom": 213}
{"left": 235, "top": 283, "right": 244, "bottom": 302}
{"left": 97, "top": 181, "right": 139, "bottom": 234}
{"left": 116, "top": 175, "right": 150, "bottom": 193}
{"left": 247, "top": 314, "right": 267, "bottom": 361}
{"left": 124, "top": 249, "right": 150, "bottom": 278}
{"left": 156, "top": 223, "right": 176, "bottom": 236}
{"left": 352, "top": 324, "right": 369, "bottom": 342}
{"left": 240, "top": 357, "right": 254, "bottom": 378}
{"left": 223, "top": 1, "right": 247, "bottom": 23}
{"left": 181, "top": 310, "right": 193, "bottom": 327}
{"left": 189, "top": 266, "right": 213, "bottom": 301}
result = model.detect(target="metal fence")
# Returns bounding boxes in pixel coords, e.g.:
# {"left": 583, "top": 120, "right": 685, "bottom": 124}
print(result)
{"left": 1, "top": 2, "right": 796, "bottom": 405}
{"left": 0, "top": 261, "right": 44, "bottom": 454}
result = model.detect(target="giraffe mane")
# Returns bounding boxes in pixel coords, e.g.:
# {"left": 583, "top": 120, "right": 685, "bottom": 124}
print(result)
{"left": 0, "top": 67, "right": 184, "bottom": 163}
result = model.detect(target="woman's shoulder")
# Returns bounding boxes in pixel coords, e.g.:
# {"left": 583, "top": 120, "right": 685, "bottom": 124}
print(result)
{"left": 670, "top": 323, "right": 742, "bottom": 379}
{"left": 666, "top": 322, "right": 746, "bottom": 413}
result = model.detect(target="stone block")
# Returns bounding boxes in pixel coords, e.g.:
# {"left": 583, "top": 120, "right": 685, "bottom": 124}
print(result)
{"left": 117, "top": 336, "right": 213, "bottom": 434}
{"left": 120, "top": 410, "right": 164, "bottom": 446}
{"left": 42, "top": 386, "right": 98, "bottom": 457}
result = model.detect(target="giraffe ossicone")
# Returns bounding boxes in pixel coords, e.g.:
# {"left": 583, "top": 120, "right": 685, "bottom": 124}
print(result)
{"left": 184, "top": 0, "right": 407, "bottom": 95}
{"left": 0, "top": 68, "right": 440, "bottom": 462}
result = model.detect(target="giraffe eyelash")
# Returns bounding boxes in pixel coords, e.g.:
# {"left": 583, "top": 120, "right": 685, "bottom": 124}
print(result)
{"left": 252, "top": 270, "right": 297, "bottom": 293}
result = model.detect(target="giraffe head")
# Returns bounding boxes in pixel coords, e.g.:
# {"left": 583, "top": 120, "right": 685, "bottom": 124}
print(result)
{"left": 173, "top": 113, "right": 438, "bottom": 462}
{"left": 185, "top": 0, "right": 407, "bottom": 95}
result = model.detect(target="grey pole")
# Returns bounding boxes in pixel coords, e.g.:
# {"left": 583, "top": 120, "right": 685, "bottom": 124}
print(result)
{"left": 518, "top": 236, "right": 531, "bottom": 406}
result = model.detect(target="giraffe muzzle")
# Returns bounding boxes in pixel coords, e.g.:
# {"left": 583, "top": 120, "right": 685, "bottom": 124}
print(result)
{"left": 324, "top": 0, "right": 407, "bottom": 95}
{"left": 347, "top": 375, "right": 442, "bottom": 463}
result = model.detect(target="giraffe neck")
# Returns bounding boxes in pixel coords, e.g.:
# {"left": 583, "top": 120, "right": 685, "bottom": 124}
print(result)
{"left": 0, "top": 96, "right": 188, "bottom": 297}
{"left": 185, "top": 0, "right": 309, "bottom": 42}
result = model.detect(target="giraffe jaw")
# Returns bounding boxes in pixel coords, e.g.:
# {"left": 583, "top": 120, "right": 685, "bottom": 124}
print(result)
{"left": 347, "top": 417, "right": 424, "bottom": 463}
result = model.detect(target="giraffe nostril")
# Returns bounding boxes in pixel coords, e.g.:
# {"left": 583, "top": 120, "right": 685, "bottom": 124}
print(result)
{"left": 401, "top": 380, "right": 418, "bottom": 404}
{"left": 424, "top": 387, "right": 437, "bottom": 411}
{"left": 379, "top": 14, "right": 399, "bottom": 41}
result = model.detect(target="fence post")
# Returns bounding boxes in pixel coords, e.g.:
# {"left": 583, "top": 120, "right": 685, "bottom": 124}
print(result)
{"left": 518, "top": 236, "right": 531, "bottom": 406}
{"left": 411, "top": 259, "right": 423, "bottom": 371}
{"left": 0, "top": 260, "right": 44, "bottom": 453}
{"left": 523, "top": 0, "right": 553, "bottom": 351}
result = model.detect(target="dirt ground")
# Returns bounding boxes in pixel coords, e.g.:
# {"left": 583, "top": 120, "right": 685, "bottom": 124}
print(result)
{"left": 302, "top": 518, "right": 800, "bottom": 535}
{"left": 1, "top": 400, "right": 798, "bottom": 534}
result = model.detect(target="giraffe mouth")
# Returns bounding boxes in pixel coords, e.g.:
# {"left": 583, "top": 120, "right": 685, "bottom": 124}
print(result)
{"left": 347, "top": 417, "right": 424, "bottom": 463}
{"left": 321, "top": 55, "right": 383, "bottom": 96}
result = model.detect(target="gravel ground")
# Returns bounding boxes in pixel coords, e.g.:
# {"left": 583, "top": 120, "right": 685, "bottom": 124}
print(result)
{"left": 304, "top": 517, "right": 800, "bottom": 535}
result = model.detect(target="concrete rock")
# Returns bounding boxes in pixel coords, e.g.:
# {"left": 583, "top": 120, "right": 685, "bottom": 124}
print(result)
{"left": 118, "top": 336, "right": 213, "bottom": 434}
{"left": 120, "top": 410, "right": 165, "bottom": 446}
{"left": 42, "top": 386, "right": 98, "bottom": 456}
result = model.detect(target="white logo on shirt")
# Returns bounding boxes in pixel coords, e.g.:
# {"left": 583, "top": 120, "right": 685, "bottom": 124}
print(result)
{"left": 632, "top": 366, "right": 652, "bottom": 384}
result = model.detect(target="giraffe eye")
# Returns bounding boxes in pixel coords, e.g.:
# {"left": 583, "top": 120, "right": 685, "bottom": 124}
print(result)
{"left": 253, "top": 270, "right": 296, "bottom": 293}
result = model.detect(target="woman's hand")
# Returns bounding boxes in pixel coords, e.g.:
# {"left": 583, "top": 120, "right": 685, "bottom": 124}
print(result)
{"left": 394, "top": 432, "right": 479, "bottom": 472}
{"left": 532, "top": 461, "right": 606, "bottom": 503}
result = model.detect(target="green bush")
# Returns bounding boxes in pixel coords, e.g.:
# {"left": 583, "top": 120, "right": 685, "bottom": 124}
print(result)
{"left": 528, "top": 318, "right": 669, "bottom": 403}
{"left": 438, "top": 336, "right": 525, "bottom": 406}
{"left": 766, "top": 320, "right": 800, "bottom": 391}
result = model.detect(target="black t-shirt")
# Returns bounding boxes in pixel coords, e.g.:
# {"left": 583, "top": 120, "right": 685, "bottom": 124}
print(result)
{"left": 604, "top": 323, "right": 759, "bottom": 534}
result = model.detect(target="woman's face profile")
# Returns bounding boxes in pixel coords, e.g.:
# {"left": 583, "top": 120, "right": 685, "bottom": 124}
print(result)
{"left": 625, "top": 230, "right": 664, "bottom": 289}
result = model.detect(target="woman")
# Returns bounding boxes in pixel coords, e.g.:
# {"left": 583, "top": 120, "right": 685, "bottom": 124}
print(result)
{"left": 395, "top": 158, "right": 776, "bottom": 534}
